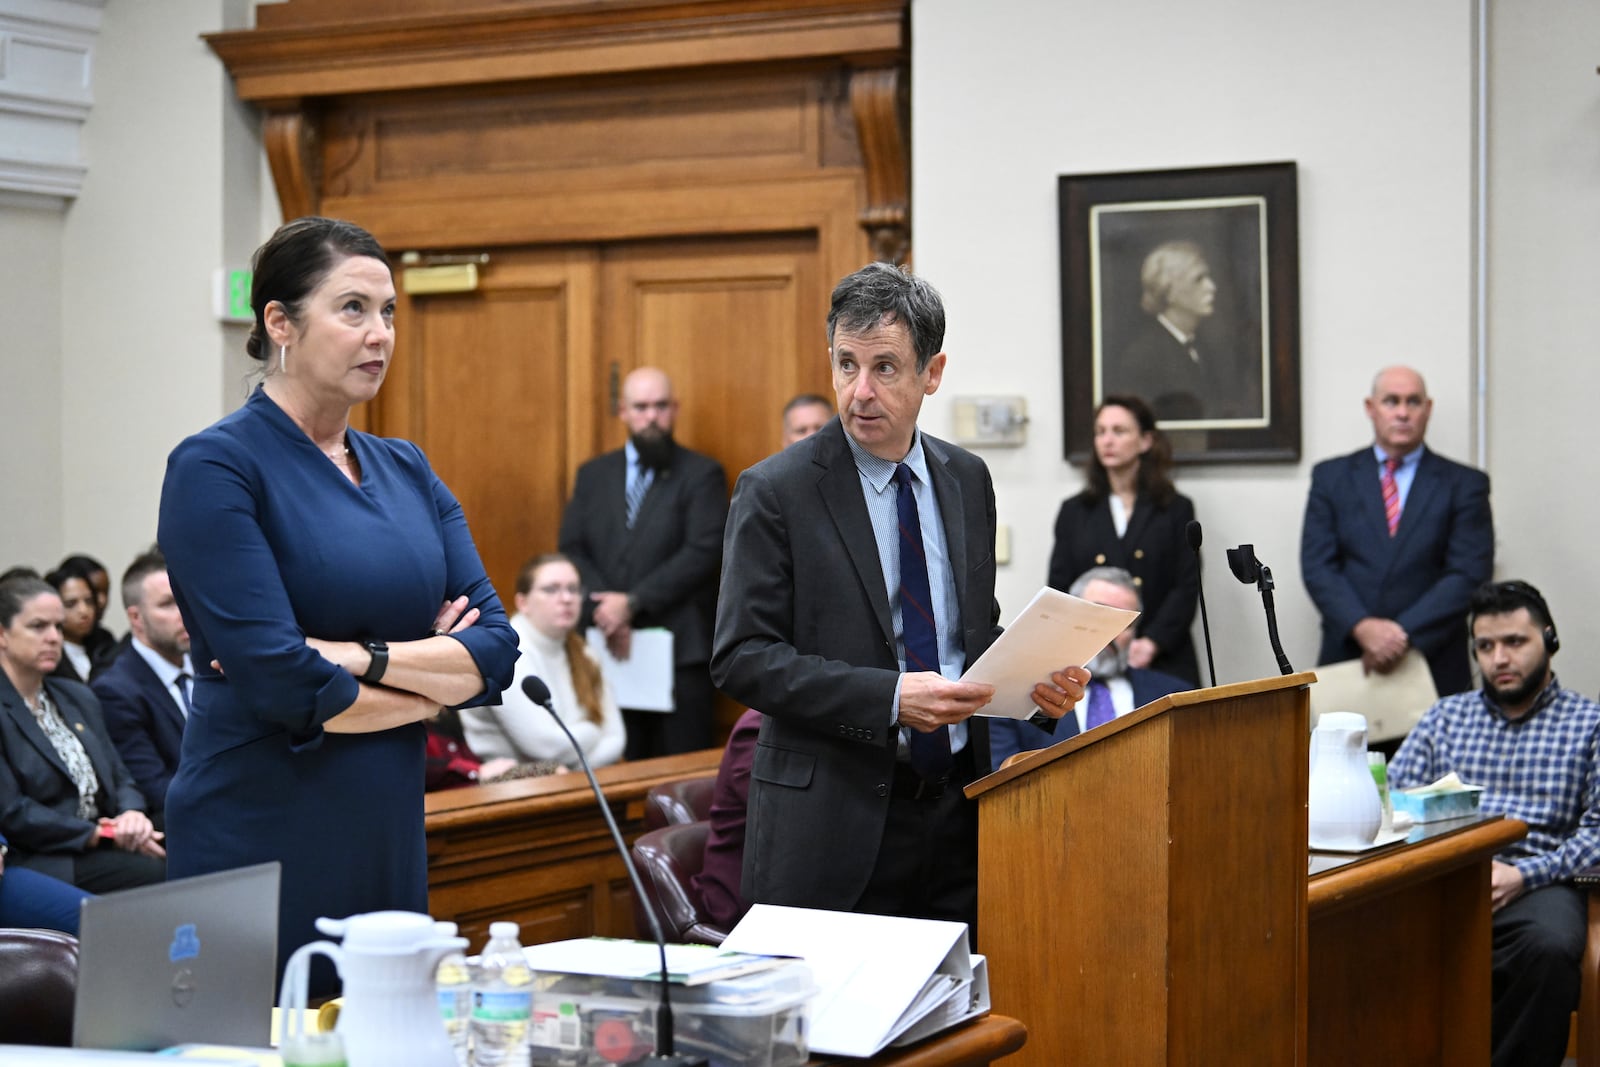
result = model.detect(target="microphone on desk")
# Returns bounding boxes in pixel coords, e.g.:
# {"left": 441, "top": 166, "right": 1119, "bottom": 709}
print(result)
{"left": 520, "top": 676, "right": 708, "bottom": 1067}
{"left": 1224, "top": 544, "right": 1295, "bottom": 676}
{"left": 1186, "top": 520, "right": 1218, "bottom": 688}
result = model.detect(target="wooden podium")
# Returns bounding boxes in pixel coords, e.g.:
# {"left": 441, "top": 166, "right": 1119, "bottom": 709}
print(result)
{"left": 966, "top": 673, "right": 1315, "bottom": 1066}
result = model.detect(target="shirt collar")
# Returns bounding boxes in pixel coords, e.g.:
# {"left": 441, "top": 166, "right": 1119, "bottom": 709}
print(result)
{"left": 1372, "top": 443, "right": 1425, "bottom": 469}
{"left": 844, "top": 427, "right": 929, "bottom": 492}
{"left": 1156, "top": 314, "right": 1193, "bottom": 345}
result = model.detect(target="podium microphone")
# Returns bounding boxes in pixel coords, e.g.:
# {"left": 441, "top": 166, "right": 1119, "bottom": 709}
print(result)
{"left": 1224, "top": 545, "right": 1295, "bottom": 676}
{"left": 1186, "top": 520, "right": 1218, "bottom": 688}
{"left": 520, "top": 676, "right": 708, "bottom": 1067}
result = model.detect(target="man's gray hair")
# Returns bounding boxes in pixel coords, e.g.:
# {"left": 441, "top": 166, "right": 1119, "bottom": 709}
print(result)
{"left": 1138, "top": 240, "right": 1207, "bottom": 316}
{"left": 1069, "top": 565, "right": 1142, "bottom": 609}
{"left": 826, "top": 262, "right": 946, "bottom": 372}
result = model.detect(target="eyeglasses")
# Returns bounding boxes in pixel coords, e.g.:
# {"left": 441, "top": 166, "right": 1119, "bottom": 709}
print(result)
{"left": 535, "top": 583, "right": 584, "bottom": 598}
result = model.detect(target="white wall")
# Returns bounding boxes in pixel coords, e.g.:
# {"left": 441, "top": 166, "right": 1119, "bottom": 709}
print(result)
{"left": 912, "top": 0, "right": 1486, "bottom": 687}
{"left": 1485, "top": 0, "right": 1600, "bottom": 695}
{"left": 55, "top": 0, "right": 260, "bottom": 615}
{"left": 0, "top": 199, "right": 66, "bottom": 568}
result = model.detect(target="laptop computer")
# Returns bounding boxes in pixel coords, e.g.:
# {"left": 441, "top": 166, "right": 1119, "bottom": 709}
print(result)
{"left": 72, "top": 861, "right": 281, "bottom": 1051}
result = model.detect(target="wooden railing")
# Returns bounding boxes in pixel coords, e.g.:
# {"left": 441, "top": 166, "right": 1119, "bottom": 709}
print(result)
{"left": 424, "top": 749, "right": 722, "bottom": 950}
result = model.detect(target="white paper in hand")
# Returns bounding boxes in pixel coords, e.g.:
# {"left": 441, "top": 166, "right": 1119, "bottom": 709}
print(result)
{"left": 962, "top": 586, "right": 1137, "bottom": 719}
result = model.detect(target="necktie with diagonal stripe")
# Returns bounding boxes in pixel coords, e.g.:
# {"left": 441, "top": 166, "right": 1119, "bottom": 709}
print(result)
{"left": 893, "top": 463, "right": 951, "bottom": 779}
{"left": 625, "top": 467, "right": 653, "bottom": 528}
{"left": 1381, "top": 455, "right": 1402, "bottom": 537}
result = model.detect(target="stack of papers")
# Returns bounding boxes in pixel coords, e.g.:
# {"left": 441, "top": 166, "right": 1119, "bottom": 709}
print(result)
{"left": 523, "top": 937, "right": 787, "bottom": 986}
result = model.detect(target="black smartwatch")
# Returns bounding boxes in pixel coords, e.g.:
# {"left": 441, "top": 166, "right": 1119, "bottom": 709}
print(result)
{"left": 360, "top": 640, "right": 389, "bottom": 684}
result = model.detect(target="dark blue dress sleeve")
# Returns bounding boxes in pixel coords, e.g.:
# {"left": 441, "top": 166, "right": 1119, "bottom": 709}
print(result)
{"left": 159, "top": 433, "right": 358, "bottom": 738}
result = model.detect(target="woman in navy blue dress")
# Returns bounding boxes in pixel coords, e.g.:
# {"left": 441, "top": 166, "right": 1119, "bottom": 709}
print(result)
{"left": 157, "top": 218, "right": 519, "bottom": 994}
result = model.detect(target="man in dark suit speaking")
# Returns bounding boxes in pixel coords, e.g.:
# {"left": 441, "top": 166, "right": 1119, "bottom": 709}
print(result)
{"left": 560, "top": 367, "right": 728, "bottom": 759}
{"left": 711, "top": 263, "right": 1088, "bottom": 937}
{"left": 1300, "top": 366, "right": 1494, "bottom": 696}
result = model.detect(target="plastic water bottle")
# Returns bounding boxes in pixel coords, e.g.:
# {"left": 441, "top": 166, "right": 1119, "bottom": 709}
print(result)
{"left": 470, "top": 921, "right": 532, "bottom": 1067}
{"left": 437, "top": 946, "right": 474, "bottom": 1066}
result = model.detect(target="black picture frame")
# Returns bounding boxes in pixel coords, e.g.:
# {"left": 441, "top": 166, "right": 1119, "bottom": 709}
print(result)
{"left": 1059, "top": 161, "right": 1301, "bottom": 464}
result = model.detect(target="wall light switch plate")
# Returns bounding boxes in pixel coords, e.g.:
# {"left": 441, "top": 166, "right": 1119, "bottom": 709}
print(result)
{"left": 995, "top": 523, "right": 1011, "bottom": 565}
{"left": 951, "top": 396, "right": 1028, "bottom": 447}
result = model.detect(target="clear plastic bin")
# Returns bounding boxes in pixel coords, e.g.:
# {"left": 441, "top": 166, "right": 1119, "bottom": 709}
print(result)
{"left": 527, "top": 959, "right": 814, "bottom": 1067}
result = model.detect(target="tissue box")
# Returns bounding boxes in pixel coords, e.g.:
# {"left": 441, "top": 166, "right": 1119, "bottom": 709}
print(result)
{"left": 1391, "top": 785, "right": 1484, "bottom": 823}
{"left": 527, "top": 959, "right": 814, "bottom": 1067}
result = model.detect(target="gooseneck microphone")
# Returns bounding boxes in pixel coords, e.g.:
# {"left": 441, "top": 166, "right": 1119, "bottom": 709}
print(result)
{"left": 520, "top": 676, "right": 708, "bottom": 1067}
{"left": 1224, "top": 545, "right": 1295, "bottom": 676}
{"left": 1185, "top": 520, "right": 1218, "bottom": 688}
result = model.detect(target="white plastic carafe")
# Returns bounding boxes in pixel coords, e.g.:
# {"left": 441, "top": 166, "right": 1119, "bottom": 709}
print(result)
{"left": 1307, "top": 711, "right": 1382, "bottom": 849}
{"left": 280, "top": 911, "right": 468, "bottom": 1067}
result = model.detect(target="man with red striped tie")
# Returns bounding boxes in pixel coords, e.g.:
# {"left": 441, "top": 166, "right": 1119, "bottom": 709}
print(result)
{"left": 1301, "top": 365, "right": 1494, "bottom": 697}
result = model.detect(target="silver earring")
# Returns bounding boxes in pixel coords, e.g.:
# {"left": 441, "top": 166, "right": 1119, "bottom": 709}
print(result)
{"left": 279, "top": 344, "right": 287, "bottom": 373}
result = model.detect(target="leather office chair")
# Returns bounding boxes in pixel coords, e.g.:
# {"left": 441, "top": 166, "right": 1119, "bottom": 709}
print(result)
{"left": 630, "top": 820, "right": 729, "bottom": 946}
{"left": 642, "top": 775, "right": 716, "bottom": 831}
{"left": 0, "top": 927, "right": 80, "bottom": 1046}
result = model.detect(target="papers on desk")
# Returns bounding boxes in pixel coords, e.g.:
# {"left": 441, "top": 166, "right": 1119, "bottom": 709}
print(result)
{"left": 523, "top": 937, "right": 787, "bottom": 985}
{"left": 586, "top": 627, "right": 674, "bottom": 712}
{"left": 720, "top": 905, "right": 989, "bottom": 1057}
{"left": 963, "top": 586, "right": 1138, "bottom": 719}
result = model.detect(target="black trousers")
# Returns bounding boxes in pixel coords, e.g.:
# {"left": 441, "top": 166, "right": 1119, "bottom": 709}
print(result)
{"left": 1492, "top": 883, "right": 1586, "bottom": 1067}
{"left": 853, "top": 746, "right": 980, "bottom": 949}
{"left": 622, "top": 662, "right": 714, "bottom": 760}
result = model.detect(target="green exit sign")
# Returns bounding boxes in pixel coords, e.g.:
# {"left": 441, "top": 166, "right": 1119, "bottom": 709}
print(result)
{"left": 214, "top": 268, "right": 253, "bottom": 323}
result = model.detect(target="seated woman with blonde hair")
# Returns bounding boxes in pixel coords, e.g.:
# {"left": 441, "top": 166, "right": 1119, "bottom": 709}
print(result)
{"left": 463, "top": 553, "right": 625, "bottom": 768}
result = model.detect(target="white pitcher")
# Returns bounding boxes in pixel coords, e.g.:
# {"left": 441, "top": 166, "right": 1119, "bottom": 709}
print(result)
{"left": 1308, "top": 711, "right": 1382, "bottom": 849}
{"left": 280, "top": 911, "right": 468, "bottom": 1067}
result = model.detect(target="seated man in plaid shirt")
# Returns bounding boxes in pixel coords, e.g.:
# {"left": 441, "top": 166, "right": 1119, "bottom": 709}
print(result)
{"left": 1390, "top": 580, "right": 1600, "bottom": 1067}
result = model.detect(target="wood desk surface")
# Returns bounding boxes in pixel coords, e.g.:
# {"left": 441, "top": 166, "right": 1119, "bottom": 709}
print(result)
{"left": 810, "top": 1014, "right": 1027, "bottom": 1067}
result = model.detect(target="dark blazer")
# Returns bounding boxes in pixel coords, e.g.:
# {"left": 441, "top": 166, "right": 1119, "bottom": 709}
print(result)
{"left": 558, "top": 442, "right": 728, "bottom": 667}
{"left": 90, "top": 645, "right": 185, "bottom": 813}
{"left": 0, "top": 674, "right": 147, "bottom": 882}
{"left": 1047, "top": 490, "right": 1201, "bottom": 685}
{"left": 987, "top": 666, "right": 1192, "bottom": 770}
{"left": 1300, "top": 446, "right": 1493, "bottom": 696}
{"left": 711, "top": 420, "right": 1002, "bottom": 911}
{"left": 1107, "top": 319, "right": 1259, "bottom": 422}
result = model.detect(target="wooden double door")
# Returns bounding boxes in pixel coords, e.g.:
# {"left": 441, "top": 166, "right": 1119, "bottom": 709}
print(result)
{"left": 373, "top": 232, "right": 831, "bottom": 618}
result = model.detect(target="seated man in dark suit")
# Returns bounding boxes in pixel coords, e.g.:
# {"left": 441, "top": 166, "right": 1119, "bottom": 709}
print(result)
{"left": 91, "top": 547, "right": 192, "bottom": 814}
{"left": 990, "top": 566, "right": 1190, "bottom": 769}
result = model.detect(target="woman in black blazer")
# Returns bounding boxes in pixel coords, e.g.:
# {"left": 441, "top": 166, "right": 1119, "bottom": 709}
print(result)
{"left": 0, "top": 575, "right": 164, "bottom": 891}
{"left": 1048, "top": 395, "right": 1201, "bottom": 685}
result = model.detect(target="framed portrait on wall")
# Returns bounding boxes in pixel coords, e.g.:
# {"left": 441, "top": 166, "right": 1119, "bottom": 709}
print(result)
{"left": 1058, "top": 161, "right": 1301, "bottom": 463}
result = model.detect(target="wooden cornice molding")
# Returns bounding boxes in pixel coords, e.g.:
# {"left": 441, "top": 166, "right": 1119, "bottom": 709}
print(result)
{"left": 849, "top": 65, "right": 907, "bottom": 264}
{"left": 205, "top": 0, "right": 905, "bottom": 102}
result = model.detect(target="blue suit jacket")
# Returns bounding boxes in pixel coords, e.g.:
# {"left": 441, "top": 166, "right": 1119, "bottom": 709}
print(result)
{"left": 987, "top": 667, "right": 1192, "bottom": 770}
{"left": 91, "top": 646, "right": 185, "bottom": 813}
{"left": 1300, "top": 446, "right": 1493, "bottom": 696}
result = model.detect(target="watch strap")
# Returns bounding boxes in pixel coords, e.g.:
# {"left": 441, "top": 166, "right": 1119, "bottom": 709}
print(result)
{"left": 360, "top": 640, "right": 389, "bottom": 684}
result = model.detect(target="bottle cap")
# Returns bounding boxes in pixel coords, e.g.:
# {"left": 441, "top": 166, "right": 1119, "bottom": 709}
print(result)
{"left": 489, "top": 921, "right": 520, "bottom": 938}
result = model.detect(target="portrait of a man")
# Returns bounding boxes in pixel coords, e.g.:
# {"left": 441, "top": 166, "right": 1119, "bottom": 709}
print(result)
{"left": 1095, "top": 201, "right": 1268, "bottom": 426}
{"left": 1060, "top": 162, "right": 1300, "bottom": 464}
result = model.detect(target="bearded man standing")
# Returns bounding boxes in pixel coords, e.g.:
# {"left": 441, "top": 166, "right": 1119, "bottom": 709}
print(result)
{"left": 559, "top": 367, "right": 728, "bottom": 758}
